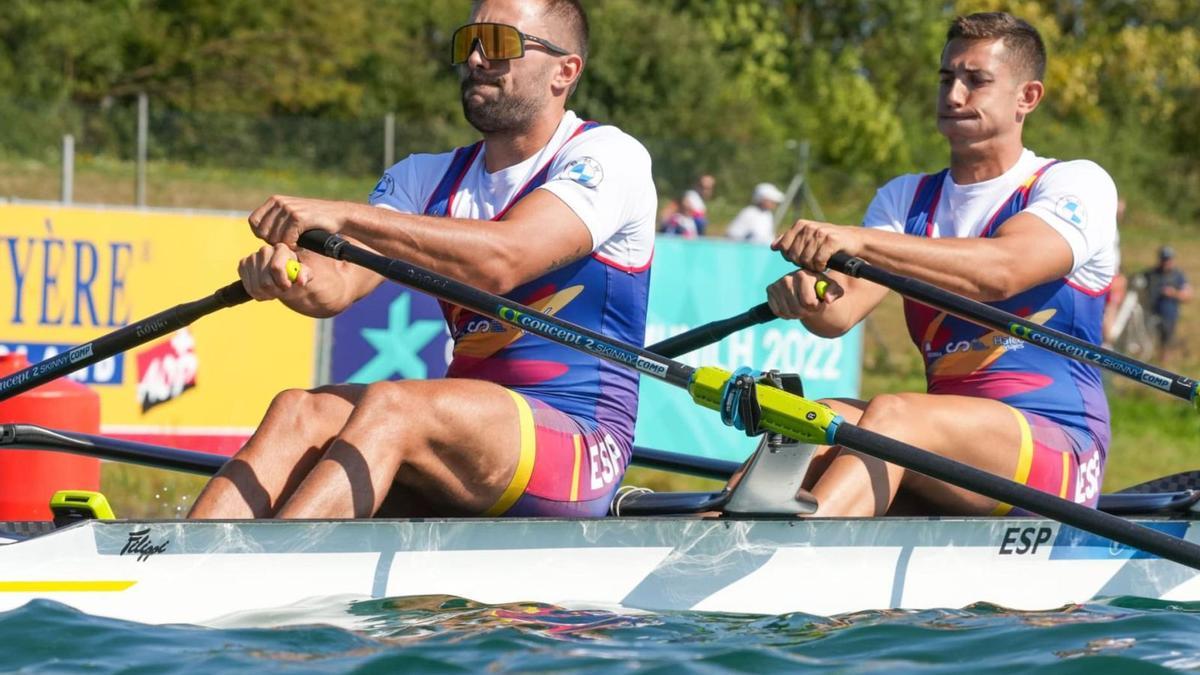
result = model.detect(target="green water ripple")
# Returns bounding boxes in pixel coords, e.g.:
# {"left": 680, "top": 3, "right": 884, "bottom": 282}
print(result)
{"left": 3, "top": 596, "right": 1200, "bottom": 673}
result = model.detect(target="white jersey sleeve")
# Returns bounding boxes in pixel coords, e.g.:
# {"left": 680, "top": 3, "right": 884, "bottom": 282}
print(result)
{"left": 538, "top": 126, "right": 657, "bottom": 268}
{"left": 1022, "top": 160, "right": 1118, "bottom": 281}
{"left": 861, "top": 174, "right": 923, "bottom": 231}
{"left": 368, "top": 152, "right": 455, "bottom": 214}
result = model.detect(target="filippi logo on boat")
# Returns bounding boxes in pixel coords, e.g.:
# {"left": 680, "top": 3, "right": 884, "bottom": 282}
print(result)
{"left": 135, "top": 328, "right": 198, "bottom": 412}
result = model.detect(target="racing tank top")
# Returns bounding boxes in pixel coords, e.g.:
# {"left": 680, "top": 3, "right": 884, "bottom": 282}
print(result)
{"left": 902, "top": 163, "right": 1111, "bottom": 450}
{"left": 422, "top": 121, "right": 650, "bottom": 444}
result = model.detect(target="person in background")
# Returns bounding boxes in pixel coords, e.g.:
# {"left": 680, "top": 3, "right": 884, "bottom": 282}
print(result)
{"left": 726, "top": 182, "right": 785, "bottom": 245}
{"left": 681, "top": 174, "right": 715, "bottom": 236}
{"left": 1144, "top": 245, "right": 1193, "bottom": 359}
{"left": 658, "top": 197, "right": 698, "bottom": 238}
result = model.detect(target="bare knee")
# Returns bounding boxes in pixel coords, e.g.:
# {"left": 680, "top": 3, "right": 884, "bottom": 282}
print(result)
{"left": 261, "top": 387, "right": 351, "bottom": 445}
{"left": 857, "top": 393, "right": 921, "bottom": 438}
{"left": 342, "top": 381, "right": 430, "bottom": 455}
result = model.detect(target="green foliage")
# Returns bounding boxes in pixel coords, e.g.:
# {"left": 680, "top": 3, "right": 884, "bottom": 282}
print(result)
{"left": 0, "top": 0, "right": 1198, "bottom": 221}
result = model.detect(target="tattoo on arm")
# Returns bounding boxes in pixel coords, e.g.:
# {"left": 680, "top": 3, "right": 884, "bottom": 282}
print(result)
{"left": 548, "top": 242, "right": 591, "bottom": 271}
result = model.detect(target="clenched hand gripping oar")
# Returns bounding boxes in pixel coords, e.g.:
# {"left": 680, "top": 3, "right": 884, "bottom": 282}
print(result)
{"left": 825, "top": 252, "right": 1200, "bottom": 409}
{"left": 299, "top": 228, "right": 1200, "bottom": 571}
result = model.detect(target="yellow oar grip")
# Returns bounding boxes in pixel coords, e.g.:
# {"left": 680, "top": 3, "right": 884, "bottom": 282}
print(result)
{"left": 688, "top": 366, "right": 839, "bottom": 445}
{"left": 286, "top": 259, "right": 301, "bottom": 282}
{"left": 815, "top": 280, "right": 829, "bottom": 300}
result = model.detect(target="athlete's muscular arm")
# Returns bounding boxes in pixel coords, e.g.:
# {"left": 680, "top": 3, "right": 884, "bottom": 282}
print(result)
{"left": 248, "top": 191, "right": 592, "bottom": 295}
{"left": 772, "top": 213, "right": 1074, "bottom": 302}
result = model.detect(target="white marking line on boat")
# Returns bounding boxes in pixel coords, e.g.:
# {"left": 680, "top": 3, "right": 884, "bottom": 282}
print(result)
{"left": 0, "top": 581, "right": 136, "bottom": 592}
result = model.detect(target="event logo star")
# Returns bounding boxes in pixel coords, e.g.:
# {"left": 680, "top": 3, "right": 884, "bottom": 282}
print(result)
{"left": 349, "top": 294, "right": 444, "bottom": 382}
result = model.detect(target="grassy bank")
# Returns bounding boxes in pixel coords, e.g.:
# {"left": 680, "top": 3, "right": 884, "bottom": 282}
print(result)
{"left": 0, "top": 155, "right": 371, "bottom": 211}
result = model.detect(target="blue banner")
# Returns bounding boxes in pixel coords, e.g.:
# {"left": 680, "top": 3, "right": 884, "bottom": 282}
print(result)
{"left": 636, "top": 238, "right": 861, "bottom": 461}
{"left": 327, "top": 238, "right": 861, "bottom": 462}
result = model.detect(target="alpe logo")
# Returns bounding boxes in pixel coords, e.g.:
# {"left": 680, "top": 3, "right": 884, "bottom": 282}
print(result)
{"left": 135, "top": 329, "right": 198, "bottom": 412}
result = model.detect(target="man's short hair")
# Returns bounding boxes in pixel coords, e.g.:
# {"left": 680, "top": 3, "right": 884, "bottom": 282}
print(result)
{"left": 541, "top": 0, "right": 589, "bottom": 63}
{"left": 947, "top": 12, "right": 1046, "bottom": 81}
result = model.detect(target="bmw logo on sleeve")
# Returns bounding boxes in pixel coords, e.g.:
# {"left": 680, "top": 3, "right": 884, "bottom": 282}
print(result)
{"left": 560, "top": 157, "right": 604, "bottom": 188}
{"left": 370, "top": 174, "right": 395, "bottom": 201}
{"left": 1055, "top": 195, "right": 1086, "bottom": 229}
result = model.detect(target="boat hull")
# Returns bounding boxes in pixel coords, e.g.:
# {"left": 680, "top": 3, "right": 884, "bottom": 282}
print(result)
{"left": 2, "top": 517, "right": 1199, "bottom": 625}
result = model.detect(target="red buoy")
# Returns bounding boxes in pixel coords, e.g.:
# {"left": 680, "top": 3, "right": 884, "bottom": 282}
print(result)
{"left": 0, "top": 353, "right": 101, "bottom": 520}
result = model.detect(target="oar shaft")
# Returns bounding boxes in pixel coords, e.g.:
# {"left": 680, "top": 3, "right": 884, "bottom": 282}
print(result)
{"left": 647, "top": 303, "right": 776, "bottom": 359}
{"left": 0, "top": 424, "right": 225, "bottom": 475}
{"left": 0, "top": 281, "right": 250, "bottom": 402}
{"left": 631, "top": 446, "right": 740, "bottom": 481}
{"left": 833, "top": 423, "right": 1200, "bottom": 569}
{"left": 298, "top": 231, "right": 696, "bottom": 389}
{"left": 828, "top": 253, "right": 1200, "bottom": 406}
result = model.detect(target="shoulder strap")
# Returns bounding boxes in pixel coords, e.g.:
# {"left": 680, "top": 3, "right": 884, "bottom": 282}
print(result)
{"left": 904, "top": 169, "right": 949, "bottom": 237}
{"left": 492, "top": 120, "right": 601, "bottom": 221}
{"left": 423, "top": 141, "right": 483, "bottom": 217}
{"left": 980, "top": 160, "right": 1059, "bottom": 238}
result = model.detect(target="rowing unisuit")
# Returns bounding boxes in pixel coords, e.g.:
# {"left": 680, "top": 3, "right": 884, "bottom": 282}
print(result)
{"left": 369, "top": 111, "right": 657, "bottom": 516}
{"left": 864, "top": 149, "right": 1118, "bottom": 511}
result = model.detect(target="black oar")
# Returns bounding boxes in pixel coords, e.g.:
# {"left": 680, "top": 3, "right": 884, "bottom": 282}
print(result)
{"left": 0, "top": 281, "right": 252, "bottom": 402}
{"left": 0, "top": 421, "right": 735, "bottom": 483}
{"left": 646, "top": 280, "right": 830, "bottom": 358}
{"left": 825, "top": 252, "right": 1200, "bottom": 408}
{"left": 0, "top": 424, "right": 224, "bottom": 474}
{"left": 631, "top": 446, "right": 740, "bottom": 480}
{"left": 298, "top": 228, "right": 1200, "bottom": 570}
{"left": 647, "top": 303, "right": 776, "bottom": 359}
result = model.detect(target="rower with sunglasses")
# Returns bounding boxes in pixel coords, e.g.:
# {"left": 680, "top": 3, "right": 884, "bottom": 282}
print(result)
{"left": 189, "top": 0, "right": 657, "bottom": 520}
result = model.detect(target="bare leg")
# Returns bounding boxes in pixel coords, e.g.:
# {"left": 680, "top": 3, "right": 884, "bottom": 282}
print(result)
{"left": 809, "top": 393, "right": 1024, "bottom": 517}
{"left": 189, "top": 385, "right": 362, "bottom": 518}
{"left": 275, "top": 378, "right": 526, "bottom": 518}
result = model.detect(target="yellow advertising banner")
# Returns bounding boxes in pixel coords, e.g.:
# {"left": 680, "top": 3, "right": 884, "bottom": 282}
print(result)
{"left": 0, "top": 204, "right": 317, "bottom": 454}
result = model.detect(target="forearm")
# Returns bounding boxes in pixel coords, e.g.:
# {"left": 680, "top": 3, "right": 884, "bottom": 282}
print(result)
{"left": 856, "top": 228, "right": 1037, "bottom": 301}
{"left": 336, "top": 203, "right": 524, "bottom": 294}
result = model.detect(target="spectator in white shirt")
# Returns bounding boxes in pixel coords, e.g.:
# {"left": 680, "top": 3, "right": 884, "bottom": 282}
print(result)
{"left": 726, "top": 183, "right": 785, "bottom": 245}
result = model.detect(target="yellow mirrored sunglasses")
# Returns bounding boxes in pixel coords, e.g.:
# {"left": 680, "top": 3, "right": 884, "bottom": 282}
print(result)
{"left": 451, "top": 22, "right": 570, "bottom": 65}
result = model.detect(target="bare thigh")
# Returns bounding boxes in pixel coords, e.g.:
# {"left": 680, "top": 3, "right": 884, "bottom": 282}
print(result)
{"left": 811, "top": 393, "right": 1025, "bottom": 516}
{"left": 274, "top": 378, "right": 528, "bottom": 518}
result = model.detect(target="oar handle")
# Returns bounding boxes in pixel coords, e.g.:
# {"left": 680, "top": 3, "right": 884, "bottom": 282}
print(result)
{"left": 647, "top": 303, "right": 776, "bottom": 359}
{"left": 825, "top": 252, "right": 1200, "bottom": 407}
{"left": 0, "top": 280, "right": 251, "bottom": 402}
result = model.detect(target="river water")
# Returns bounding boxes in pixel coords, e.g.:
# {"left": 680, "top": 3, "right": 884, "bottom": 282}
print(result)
{"left": 3, "top": 595, "right": 1200, "bottom": 673}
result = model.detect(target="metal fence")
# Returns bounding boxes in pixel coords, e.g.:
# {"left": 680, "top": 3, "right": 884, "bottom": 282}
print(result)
{"left": 0, "top": 95, "right": 875, "bottom": 225}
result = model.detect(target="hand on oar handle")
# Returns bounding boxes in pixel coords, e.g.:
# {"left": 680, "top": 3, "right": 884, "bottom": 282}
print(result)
{"left": 766, "top": 269, "right": 843, "bottom": 319}
{"left": 238, "top": 245, "right": 309, "bottom": 300}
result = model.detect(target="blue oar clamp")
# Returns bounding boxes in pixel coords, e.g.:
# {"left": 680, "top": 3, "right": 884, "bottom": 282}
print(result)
{"left": 719, "top": 367, "right": 765, "bottom": 436}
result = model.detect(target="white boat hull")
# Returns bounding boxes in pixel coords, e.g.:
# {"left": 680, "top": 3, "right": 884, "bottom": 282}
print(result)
{"left": 2, "top": 517, "right": 1199, "bottom": 626}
